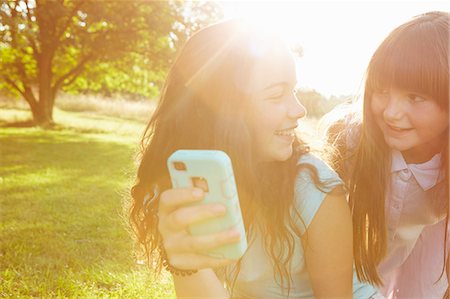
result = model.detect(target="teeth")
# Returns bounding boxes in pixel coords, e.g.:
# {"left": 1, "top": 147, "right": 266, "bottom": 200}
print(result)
{"left": 390, "top": 125, "right": 409, "bottom": 131}
{"left": 275, "top": 129, "right": 295, "bottom": 136}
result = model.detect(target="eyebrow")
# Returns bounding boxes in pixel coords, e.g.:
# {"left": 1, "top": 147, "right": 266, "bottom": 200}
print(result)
{"left": 262, "top": 82, "right": 295, "bottom": 91}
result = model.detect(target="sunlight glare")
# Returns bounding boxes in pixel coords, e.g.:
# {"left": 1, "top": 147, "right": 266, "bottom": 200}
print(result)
{"left": 220, "top": 1, "right": 449, "bottom": 97}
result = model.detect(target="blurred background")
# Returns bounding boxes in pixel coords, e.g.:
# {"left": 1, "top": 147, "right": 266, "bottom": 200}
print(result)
{"left": 0, "top": 1, "right": 448, "bottom": 297}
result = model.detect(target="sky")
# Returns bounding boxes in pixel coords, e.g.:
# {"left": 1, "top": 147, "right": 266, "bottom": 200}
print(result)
{"left": 220, "top": 0, "right": 449, "bottom": 97}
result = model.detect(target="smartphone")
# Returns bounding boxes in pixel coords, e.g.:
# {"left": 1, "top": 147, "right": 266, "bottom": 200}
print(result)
{"left": 167, "top": 149, "right": 247, "bottom": 260}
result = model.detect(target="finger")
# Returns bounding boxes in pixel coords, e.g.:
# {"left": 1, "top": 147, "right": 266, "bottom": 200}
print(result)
{"left": 166, "top": 203, "right": 227, "bottom": 231}
{"left": 165, "top": 228, "right": 242, "bottom": 253}
{"left": 159, "top": 188, "right": 204, "bottom": 214}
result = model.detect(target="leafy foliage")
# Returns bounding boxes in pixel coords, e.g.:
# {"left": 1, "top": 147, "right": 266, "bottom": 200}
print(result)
{"left": 296, "top": 89, "right": 351, "bottom": 118}
{"left": 0, "top": 0, "right": 223, "bottom": 124}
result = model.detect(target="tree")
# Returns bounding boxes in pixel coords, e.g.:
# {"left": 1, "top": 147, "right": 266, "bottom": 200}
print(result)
{"left": 65, "top": 1, "right": 224, "bottom": 100}
{"left": 0, "top": 0, "right": 222, "bottom": 126}
{"left": 296, "top": 89, "right": 327, "bottom": 118}
{"left": 170, "top": 0, "right": 224, "bottom": 50}
{"left": 296, "top": 89, "right": 351, "bottom": 118}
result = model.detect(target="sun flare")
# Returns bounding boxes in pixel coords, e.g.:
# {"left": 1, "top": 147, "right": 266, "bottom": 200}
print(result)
{"left": 220, "top": 1, "right": 449, "bottom": 97}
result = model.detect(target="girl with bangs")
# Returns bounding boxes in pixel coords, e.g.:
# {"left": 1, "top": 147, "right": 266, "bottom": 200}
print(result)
{"left": 326, "top": 11, "right": 449, "bottom": 298}
{"left": 129, "top": 20, "right": 378, "bottom": 298}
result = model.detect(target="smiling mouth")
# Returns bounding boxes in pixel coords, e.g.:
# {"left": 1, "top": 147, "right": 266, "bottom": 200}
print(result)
{"left": 274, "top": 127, "right": 297, "bottom": 137}
{"left": 386, "top": 123, "right": 413, "bottom": 132}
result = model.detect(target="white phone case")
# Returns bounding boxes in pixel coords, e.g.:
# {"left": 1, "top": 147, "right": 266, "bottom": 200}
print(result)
{"left": 167, "top": 150, "right": 247, "bottom": 259}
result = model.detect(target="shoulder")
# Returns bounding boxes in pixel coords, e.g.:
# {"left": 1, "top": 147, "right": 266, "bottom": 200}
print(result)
{"left": 296, "top": 153, "right": 342, "bottom": 191}
{"left": 294, "top": 153, "right": 345, "bottom": 233}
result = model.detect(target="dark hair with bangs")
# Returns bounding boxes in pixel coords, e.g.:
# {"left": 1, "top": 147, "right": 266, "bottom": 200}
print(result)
{"left": 366, "top": 11, "right": 449, "bottom": 109}
{"left": 348, "top": 11, "right": 450, "bottom": 286}
{"left": 127, "top": 19, "right": 326, "bottom": 295}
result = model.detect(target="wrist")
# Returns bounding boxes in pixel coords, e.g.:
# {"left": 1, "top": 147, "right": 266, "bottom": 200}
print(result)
{"left": 160, "top": 246, "right": 198, "bottom": 276}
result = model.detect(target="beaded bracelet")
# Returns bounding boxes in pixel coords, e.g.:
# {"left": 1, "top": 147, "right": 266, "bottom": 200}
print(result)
{"left": 160, "top": 246, "right": 198, "bottom": 276}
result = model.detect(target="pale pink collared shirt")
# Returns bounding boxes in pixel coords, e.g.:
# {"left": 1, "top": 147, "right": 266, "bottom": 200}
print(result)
{"left": 378, "top": 150, "right": 448, "bottom": 299}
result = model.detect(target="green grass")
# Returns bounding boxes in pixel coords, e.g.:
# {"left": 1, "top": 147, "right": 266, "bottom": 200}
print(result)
{"left": 0, "top": 108, "right": 176, "bottom": 298}
{"left": 0, "top": 101, "right": 323, "bottom": 298}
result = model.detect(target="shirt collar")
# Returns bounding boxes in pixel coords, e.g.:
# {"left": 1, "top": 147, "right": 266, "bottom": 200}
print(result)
{"left": 391, "top": 150, "right": 442, "bottom": 191}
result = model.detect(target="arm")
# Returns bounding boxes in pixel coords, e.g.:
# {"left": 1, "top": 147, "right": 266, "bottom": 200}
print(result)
{"left": 173, "top": 269, "right": 228, "bottom": 299}
{"left": 158, "top": 188, "right": 240, "bottom": 298}
{"left": 301, "top": 187, "right": 353, "bottom": 298}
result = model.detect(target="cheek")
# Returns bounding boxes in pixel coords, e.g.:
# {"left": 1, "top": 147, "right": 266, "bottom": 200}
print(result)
{"left": 248, "top": 109, "right": 267, "bottom": 133}
{"left": 413, "top": 110, "right": 448, "bottom": 133}
{"left": 252, "top": 103, "right": 280, "bottom": 128}
{"left": 370, "top": 98, "right": 384, "bottom": 119}
{"left": 408, "top": 105, "right": 449, "bottom": 132}
{"left": 247, "top": 105, "right": 274, "bottom": 144}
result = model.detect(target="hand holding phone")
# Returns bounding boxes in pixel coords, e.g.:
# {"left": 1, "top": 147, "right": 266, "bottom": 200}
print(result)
{"left": 167, "top": 150, "right": 247, "bottom": 260}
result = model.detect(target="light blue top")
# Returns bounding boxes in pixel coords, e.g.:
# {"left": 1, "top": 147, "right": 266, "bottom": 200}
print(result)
{"left": 218, "top": 153, "right": 377, "bottom": 298}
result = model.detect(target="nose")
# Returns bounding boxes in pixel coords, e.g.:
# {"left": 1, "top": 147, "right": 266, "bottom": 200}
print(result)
{"left": 288, "top": 94, "right": 307, "bottom": 120}
{"left": 383, "top": 95, "right": 403, "bottom": 121}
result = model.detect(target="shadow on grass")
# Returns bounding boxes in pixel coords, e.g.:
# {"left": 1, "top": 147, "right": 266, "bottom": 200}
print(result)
{"left": 0, "top": 119, "right": 115, "bottom": 135}
{"left": 0, "top": 128, "right": 164, "bottom": 297}
{"left": 0, "top": 119, "right": 36, "bottom": 128}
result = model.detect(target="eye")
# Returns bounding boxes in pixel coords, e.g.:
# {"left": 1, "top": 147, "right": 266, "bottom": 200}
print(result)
{"left": 265, "top": 93, "right": 284, "bottom": 101}
{"left": 264, "top": 88, "right": 286, "bottom": 101}
{"left": 264, "top": 96, "right": 284, "bottom": 103}
{"left": 407, "top": 93, "right": 426, "bottom": 103}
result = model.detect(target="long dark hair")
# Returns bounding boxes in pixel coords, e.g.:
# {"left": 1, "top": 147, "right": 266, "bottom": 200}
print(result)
{"left": 349, "top": 11, "right": 450, "bottom": 285}
{"left": 128, "top": 19, "right": 324, "bottom": 294}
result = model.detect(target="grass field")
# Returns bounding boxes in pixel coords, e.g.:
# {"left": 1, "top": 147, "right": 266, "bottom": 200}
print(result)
{"left": 0, "top": 104, "right": 176, "bottom": 298}
{"left": 0, "top": 96, "right": 323, "bottom": 298}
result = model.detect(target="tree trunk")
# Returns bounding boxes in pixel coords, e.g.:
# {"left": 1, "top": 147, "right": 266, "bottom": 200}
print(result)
{"left": 33, "top": 93, "right": 55, "bottom": 127}
{"left": 36, "top": 50, "right": 55, "bottom": 127}
{"left": 16, "top": 84, "right": 53, "bottom": 127}
{"left": 30, "top": 102, "right": 52, "bottom": 127}
{"left": 35, "top": 1, "right": 57, "bottom": 128}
